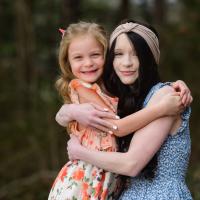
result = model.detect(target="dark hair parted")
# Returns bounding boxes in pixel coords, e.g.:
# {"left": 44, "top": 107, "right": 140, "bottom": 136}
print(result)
{"left": 102, "top": 20, "right": 161, "bottom": 181}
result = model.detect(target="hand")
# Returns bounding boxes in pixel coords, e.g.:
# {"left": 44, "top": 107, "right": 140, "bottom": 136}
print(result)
{"left": 67, "top": 135, "right": 82, "bottom": 161}
{"left": 57, "top": 103, "right": 119, "bottom": 132}
{"left": 171, "top": 80, "right": 193, "bottom": 107}
{"left": 159, "top": 92, "right": 184, "bottom": 116}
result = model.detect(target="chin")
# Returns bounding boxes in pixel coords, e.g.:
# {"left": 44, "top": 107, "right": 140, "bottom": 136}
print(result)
{"left": 84, "top": 78, "right": 99, "bottom": 84}
{"left": 120, "top": 79, "right": 135, "bottom": 85}
{"left": 121, "top": 77, "right": 138, "bottom": 85}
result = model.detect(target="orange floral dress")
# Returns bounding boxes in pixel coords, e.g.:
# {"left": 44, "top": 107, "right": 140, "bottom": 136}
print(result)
{"left": 48, "top": 79, "right": 120, "bottom": 200}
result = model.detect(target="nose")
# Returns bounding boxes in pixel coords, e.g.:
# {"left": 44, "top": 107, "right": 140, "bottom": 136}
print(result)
{"left": 84, "top": 57, "right": 93, "bottom": 68}
{"left": 122, "top": 54, "right": 133, "bottom": 68}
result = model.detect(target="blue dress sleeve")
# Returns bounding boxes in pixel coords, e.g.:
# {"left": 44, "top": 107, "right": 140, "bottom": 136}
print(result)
{"left": 143, "top": 82, "right": 191, "bottom": 134}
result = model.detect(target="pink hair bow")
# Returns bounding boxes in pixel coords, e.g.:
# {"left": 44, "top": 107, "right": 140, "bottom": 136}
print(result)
{"left": 59, "top": 28, "right": 65, "bottom": 38}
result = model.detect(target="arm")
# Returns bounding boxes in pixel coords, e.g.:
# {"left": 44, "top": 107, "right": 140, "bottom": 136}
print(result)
{"left": 56, "top": 81, "right": 191, "bottom": 131}
{"left": 55, "top": 103, "right": 118, "bottom": 129}
{"left": 68, "top": 86, "right": 177, "bottom": 176}
{"left": 76, "top": 85, "right": 181, "bottom": 137}
{"left": 70, "top": 116, "right": 173, "bottom": 176}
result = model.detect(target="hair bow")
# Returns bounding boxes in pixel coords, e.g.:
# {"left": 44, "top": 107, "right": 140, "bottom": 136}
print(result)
{"left": 59, "top": 28, "right": 65, "bottom": 38}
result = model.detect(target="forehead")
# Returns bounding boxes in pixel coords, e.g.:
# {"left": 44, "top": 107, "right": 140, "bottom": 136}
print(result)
{"left": 71, "top": 34, "right": 99, "bottom": 45}
{"left": 69, "top": 34, "right": 103, "bottom": 51}
{"left": 115, "top": 33, "right": 135, "bottom": 49}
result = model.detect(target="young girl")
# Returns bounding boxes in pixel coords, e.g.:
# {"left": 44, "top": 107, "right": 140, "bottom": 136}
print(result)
{"left": 48, "top": 22, "right": 183, "bottom": 200}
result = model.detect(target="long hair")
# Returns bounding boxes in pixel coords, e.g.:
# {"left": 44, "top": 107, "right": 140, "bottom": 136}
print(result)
{"left": 56, "top": 21, "right": 108, "bottom": 103}
{"left": 103, "top": 20, "right": 161, "bottom": 181}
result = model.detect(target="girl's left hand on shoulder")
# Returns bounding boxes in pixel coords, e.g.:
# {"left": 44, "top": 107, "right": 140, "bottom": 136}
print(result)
{"left": 67, "top": 135, "right": 82, "bottom": 161}
{"left": 171, "top": 80, "right": 193, "bottom": 107}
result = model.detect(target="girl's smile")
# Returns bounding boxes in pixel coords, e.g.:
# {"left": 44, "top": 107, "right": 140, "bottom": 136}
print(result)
{"left": 68, "top": 34, "right": 104, "bottom": 84}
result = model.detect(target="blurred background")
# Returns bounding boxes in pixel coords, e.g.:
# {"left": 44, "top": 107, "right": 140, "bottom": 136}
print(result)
{"left": 0, "top": 0, "right": 199, "bottom": 199}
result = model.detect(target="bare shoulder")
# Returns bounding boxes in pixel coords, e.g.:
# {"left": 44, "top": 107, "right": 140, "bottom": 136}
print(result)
{"left": 153, "top": 85, "right": 174, "bottom": 98}
{"left": 148, "top": 85, "right": 175, "bottom": 104}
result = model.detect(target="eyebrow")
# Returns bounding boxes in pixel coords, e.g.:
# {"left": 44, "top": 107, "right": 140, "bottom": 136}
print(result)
{"left": 114, "top": 48, "right": 123, "bottom": 51}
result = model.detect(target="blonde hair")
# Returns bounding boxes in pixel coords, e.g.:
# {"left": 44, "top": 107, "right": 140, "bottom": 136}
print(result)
{"left": 56, "top": 21, "right": 108, "bottom": 103}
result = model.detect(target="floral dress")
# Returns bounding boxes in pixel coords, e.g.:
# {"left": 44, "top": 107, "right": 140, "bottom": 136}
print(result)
{"left": 48, "top": 79, "right": 120, "bottom": 200}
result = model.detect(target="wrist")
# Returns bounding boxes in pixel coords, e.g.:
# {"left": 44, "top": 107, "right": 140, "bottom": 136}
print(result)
{"left": 154, "top": 103, "right": 166, "bottom": 117}
{"left": 68, "top": 104, "right": 78, "bottom": 121}
{"left": 157, "top": 102, "right": 168, "bottom": 117}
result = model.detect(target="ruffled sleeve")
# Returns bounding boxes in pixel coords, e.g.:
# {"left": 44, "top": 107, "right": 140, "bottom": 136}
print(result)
{"left": 68, "top": 79, "right": 80, "bottom": 104}
{"left": 68, "top": 79, "right": 117, "bottom": 113}
{"left": 177, "top": 106, "right": 191, "bottom": 134}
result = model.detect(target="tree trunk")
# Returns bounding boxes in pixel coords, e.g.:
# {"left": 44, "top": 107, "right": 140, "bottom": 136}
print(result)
{"left": 116, "top": 0, "right": 130, "bottom": 23}
{"left": 14, "top": 0, "right": 36, "bottom": 116}
{"left": 153, "top": 0, "right": 167, "bottom": 24}
{"left": 61, "top": 0, "right": 81, "bottom": 26}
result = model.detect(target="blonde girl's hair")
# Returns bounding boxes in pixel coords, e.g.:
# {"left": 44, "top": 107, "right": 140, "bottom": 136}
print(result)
{"left": 55, "top": 21, "right": 108, "bottom": 103}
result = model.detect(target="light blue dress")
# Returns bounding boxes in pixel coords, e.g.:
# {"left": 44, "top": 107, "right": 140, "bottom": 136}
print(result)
{"left": 119, "top": 82, "right": 192, "bottom": 200}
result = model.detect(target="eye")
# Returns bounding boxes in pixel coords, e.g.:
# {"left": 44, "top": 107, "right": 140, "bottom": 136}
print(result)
{"left": 91, "top": 52, "right": 101, "bottom": 57}
{"left": 114, "top": 52, "right": 123, "bottom": 57}
{"left": 73, "top": 55, "right": 82, "bottom": 60}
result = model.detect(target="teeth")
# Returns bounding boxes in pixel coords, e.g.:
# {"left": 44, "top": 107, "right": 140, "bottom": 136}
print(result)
{"left": 82, "top": 69, "right": 98, "bottom": 73}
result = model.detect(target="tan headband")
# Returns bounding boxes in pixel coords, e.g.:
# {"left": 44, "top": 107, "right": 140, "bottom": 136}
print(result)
{"left": 110, "top": 22, "right": 160, "bottom": 64}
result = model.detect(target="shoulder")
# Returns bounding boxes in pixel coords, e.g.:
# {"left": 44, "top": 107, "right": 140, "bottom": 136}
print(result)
{"left": 143, "top": 82, "right": 174, "bottom": 107}
{"left": 153, "top": 84, "right": 174, "bottom": 98}
{"left": 69, "top": 79, "right": 93, "bottom": 90}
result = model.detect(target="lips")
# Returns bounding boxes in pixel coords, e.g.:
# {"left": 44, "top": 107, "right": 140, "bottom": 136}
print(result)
{"left": 120, "top": 71, "right": 136, "bottom": 76}
{"left": 81, "top": 69, "right": 99, "bottom": 75}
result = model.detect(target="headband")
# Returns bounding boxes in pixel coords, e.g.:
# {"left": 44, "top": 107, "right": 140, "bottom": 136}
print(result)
{"left": 110, "top": 22, "right": 160, "bottom": 64}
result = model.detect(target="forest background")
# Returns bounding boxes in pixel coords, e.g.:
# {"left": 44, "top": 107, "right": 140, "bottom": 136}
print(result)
{"left": 0, "top": 0, "right": 200, "bottom": 199}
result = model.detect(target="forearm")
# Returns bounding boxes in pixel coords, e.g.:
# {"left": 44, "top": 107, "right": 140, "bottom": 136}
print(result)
{"left": 74, "top": 116, "right": 173, "bottom": 177}
{"left": 55, "top": 104, "right": 75, "bottom": 126}
{"left": 76, "top": 147, "right": 135, "bottom": 176}
{"left": 113, "top": 103, "right": 165, "bottom": 137}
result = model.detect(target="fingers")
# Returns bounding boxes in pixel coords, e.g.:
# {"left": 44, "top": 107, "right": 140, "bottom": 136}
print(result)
{"left": 183, "top": 92, "right": 193, "bottom": 107}
{"left": 171, "top": 91, "right": 181, "bottom": 96}
{"left": 95, "top": 110, "right": 120, "bottom": 120}
{"left": 90, "top": 103, "right": 109, "bottom": 112}
{"left": 91, "top": 124, "right": 113, "bottom": 134}
{"left": 91, "top": 118, "right": 117, "bottom": 133}
{"left": 173, "top": 88, "right": 191, "bottom": 107}
{"left": 181, "top": 94, "right": 187, "bottom": 106}
{"left": 171, "top": 82, "right": 179, "bottom": 91}
{"left": 181, "top": 91, "right": 192, "bottom": 107}
{"left": 172, "top": 80, "right": 191, "bottom": 99}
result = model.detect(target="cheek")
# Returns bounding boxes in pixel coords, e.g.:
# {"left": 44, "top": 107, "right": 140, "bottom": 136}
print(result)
{"left": 113, "top": 60, "right": 119, "bottom": 72}
{"left": 135, "top": 58, "right": 140, "bottom": 69}
{"left": 98, "top": 58, "right": 105, "bottom": 68}
{"left": 113, "top": 65, "right": 118, "bottom": 76}
{"left": 70, "top": 63, "right": 79, "bottom": 75}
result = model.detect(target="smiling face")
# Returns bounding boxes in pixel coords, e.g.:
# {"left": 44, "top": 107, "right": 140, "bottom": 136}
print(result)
{"left": 68, "top": 34, "right": 104, "bottom": 84}
{"left": 113, "top": 33, "right": 140, "bottom": 85}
